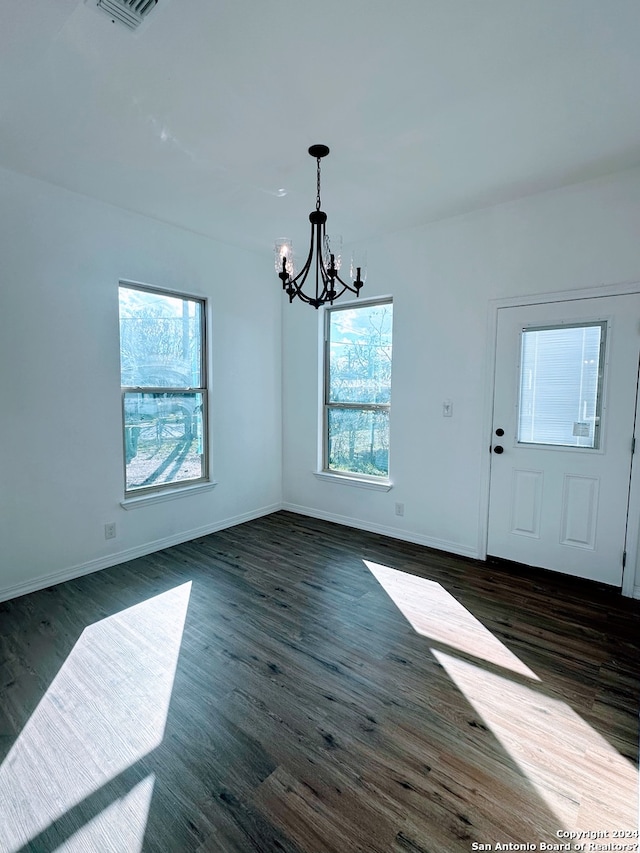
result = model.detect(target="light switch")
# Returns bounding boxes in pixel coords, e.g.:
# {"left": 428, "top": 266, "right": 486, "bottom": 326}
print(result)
{"left": 443, "top": 400, "right": 453, "bottom": 417}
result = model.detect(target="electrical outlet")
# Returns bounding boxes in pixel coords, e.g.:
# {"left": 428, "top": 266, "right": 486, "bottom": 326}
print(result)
{"left": 104, "top": 522, "right": 116, "bottom": 540}
{"left": 395, "top": 502, "right": 405, "bottom": 517}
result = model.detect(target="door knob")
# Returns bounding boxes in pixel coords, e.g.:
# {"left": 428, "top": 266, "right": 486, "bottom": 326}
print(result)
{"left": 493, "top": 445, "right": 504, "bottom": 454}
{"left": 495, "top": 428, "right": 504, "bottom": 436}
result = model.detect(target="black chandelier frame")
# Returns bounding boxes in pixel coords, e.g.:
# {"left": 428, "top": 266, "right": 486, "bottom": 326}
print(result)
{"left": 278, "top": 145, "right": 364, "bottom": 309}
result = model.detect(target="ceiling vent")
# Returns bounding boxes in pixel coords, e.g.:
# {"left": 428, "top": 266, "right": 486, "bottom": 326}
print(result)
{"left": 90, "top": 0, "right": 158, "bottom": 30}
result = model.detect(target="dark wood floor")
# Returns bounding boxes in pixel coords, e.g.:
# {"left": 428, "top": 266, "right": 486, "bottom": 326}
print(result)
{"left": 0, "top": 511, "right": 638, "bottom": 852}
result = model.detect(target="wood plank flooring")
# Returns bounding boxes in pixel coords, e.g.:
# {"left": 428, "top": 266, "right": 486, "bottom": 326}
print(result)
{"left": 0, "top": 511, "right": 638, "bottom": 851}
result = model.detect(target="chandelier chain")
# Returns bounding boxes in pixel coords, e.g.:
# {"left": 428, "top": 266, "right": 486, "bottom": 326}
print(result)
{"left": 316, "top": 157, "right": 322, "bottom": 211}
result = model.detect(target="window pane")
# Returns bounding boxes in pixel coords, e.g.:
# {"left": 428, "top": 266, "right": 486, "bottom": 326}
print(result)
{"left": 327, "top": 408, "right": 389, "bottom": 477}
{"left": 518, "top": 323, "right": 605, "bottom": 448}
{"left": 124, "top": 392, "right": 205, "bottom": 490}
{"left": 119, "top": 286, "right": 203, "bottom": 388}
{"left": 328, "top": 303, "right": 393, "bottom": 404}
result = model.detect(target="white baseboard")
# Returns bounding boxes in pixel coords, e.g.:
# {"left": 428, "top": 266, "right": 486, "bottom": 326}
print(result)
{"left": 4, "top": 500, "right": 633, "bottom": 602}
{"left": 0, "top": 502, "right": 282, "bottom": 604}
{"left": 281, "top": 502, "right": 480, "bottom": 560}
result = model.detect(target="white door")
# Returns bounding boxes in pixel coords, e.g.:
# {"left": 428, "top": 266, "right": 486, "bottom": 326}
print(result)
{"left": 487, "top": 294, "right": 640, "bottom": 586}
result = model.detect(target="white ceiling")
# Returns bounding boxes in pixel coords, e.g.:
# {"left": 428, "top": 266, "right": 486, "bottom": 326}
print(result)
{"left": 1, "top": 0, "right": 640, "bottom": 252}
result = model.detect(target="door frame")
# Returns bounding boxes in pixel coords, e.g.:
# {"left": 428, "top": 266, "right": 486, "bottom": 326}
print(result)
{"left": 479, "top": 280, "right": 640, "bottom": 598}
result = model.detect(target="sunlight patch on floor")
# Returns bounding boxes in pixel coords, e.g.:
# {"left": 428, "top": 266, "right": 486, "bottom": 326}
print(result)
{"left": 56, "top": 774, "right": 155, "bottom": 853}
{"left": 363, "top": 560, "right": 638, "bottom": 832}
{"left": 364, "top": 559, "right": 539, "bottom": 679}
{"left": 0, "top": 582, "right": 191, "bottom": 852}
{"left": 433, "top": 649, "right": 638, "bottom": 830}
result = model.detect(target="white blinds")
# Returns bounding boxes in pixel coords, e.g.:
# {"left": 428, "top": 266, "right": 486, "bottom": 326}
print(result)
{"left": 518, "top": 322, "right": 605, "bottom": 448}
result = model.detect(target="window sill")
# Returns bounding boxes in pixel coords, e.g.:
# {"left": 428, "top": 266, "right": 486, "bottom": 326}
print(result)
{"left": 313, "top": 471, "right": 393, "bottom": 492}
{"left": 120, "top": 480, "right": 218, "bottom": 510}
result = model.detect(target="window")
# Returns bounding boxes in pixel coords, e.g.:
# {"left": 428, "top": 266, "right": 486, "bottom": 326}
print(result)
{"left": 324, "top": 298, "right": 393, "bottom": 479}
{"left": 517, "top": 321, "right": 606, "bottom": 449}
{"left": 118, "top": 283, "right": 208, "bottom": 496}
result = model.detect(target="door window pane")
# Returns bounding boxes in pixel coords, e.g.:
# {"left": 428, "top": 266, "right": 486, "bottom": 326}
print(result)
{"left": 518, "top": 322, "right": 605, "bottom": 448}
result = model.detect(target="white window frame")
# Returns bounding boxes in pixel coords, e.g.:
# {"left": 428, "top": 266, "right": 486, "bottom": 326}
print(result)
{"left": 118, "top": 281, "right": 210, "bottom": 500}
{"left": 320, "top": 296, "right": 393, "bottom": 487}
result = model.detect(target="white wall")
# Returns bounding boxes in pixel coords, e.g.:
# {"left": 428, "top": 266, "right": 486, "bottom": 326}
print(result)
{"left": 0, "top": 167, "right": 282, "bottom": 601}
{"left": 3, "top": 164, "right": 639, "bottom": 602}
{"left": 281, "top": 167, "right": 640, "bottom": 591}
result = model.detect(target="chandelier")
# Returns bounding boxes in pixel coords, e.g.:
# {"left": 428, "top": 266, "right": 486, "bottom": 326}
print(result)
{"left": 275, "top": 145, "right": 365, "bottom": 308}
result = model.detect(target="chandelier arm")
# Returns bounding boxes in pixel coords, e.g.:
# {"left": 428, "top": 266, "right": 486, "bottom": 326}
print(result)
{"left": 287, "top": 214, "right": 334, "bottom": 308}
{"left": 285, "top": 219, "right": 317, "bottom": 297}
{"left": 287, "top": 245, "right": 314, "bottom": 288}
{"left": 327, "top": 284, "right": 346, "bottom": 304}
{"left": 331, "top": 271, "right": 360, "bottom": 292}
{"left": 286, "top": 265, "right": 315, "bottom": 305}
{"left": 316, "top": 216, "right": 334, "bottom": 305}
{"left": 315, "top": 216, "right": 322, "bottom": 303}
{"left": 328, "top": 283, "right": 353, "bottom": 303}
